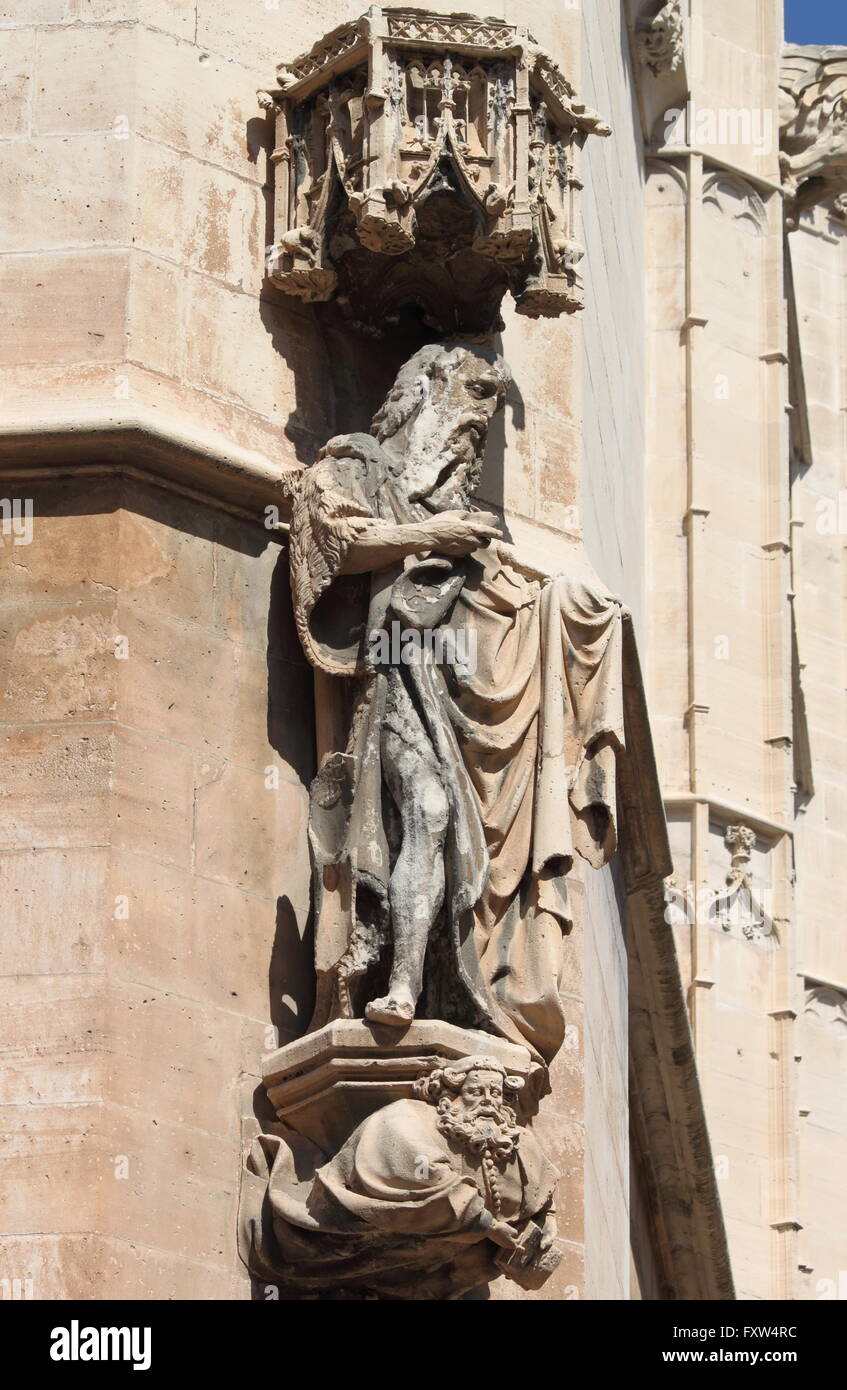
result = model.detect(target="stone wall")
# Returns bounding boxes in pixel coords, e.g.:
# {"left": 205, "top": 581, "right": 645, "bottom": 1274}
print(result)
{"left": 0, "top": 475, "right": 313, "bottom": 1297}
{"left": 788, "top": 213, "right": 847, "bottom": 1303}
{"left": 579, "top": 0, "right": 649, "bottom": 1303}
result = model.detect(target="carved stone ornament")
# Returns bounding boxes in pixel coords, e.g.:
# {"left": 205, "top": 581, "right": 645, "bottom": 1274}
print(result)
{"left": 779, "top": 45, "right": 847, "bottom": 225}
{"left": 239, "top": 341, "right": 668, "bottom": 1297}
{"left": 258, "top": 6, "right": 611, "bottom": 334}
{"left": 708, "top": 824, "right": 775, "bottom": 943}
{"left": 635, "top": 0, "right": 684, "bottom": 79}
{"left": 241, "top": 1027, "right": 561, "bottom": 1299}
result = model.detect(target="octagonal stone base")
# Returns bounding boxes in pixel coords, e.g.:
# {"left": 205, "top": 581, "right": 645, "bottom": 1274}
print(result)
{"left": 262, "top": 1019, "right": 539, "bottom": 1153}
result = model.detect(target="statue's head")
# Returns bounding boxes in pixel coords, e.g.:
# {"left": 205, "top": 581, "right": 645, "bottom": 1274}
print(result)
{"left": 370, "top": 343, "right": 511, "bottom": 511}
{"left": 415, "top": 1054, "right": 523, "bottom": 1159}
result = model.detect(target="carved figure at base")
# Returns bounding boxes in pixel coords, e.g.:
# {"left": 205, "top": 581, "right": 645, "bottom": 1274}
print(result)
{"left": 240, "top": 1055, "right": 561, "bottom": 1300}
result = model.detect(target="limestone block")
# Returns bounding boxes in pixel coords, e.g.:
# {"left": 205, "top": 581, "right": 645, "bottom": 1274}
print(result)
{"left": 133, "top": 141, "right": 247, "bottom": 288}
{"left": 1, "top": 847, "right": 109, "bottom": 975}
{"left": 33, "top": 23, "right": 136, "bottom": 136}
{"left": 210, "top": 527, "right": 295, "bottom": 659}
{"left": 135, "top": 26, "right": 265, "bottom": 181}
{"left": 193, "top": 757, "right": 310, "bottom": 902}
{"left": 0, "top": 480, "right": 120, "bottom": 601}
{"left": 0, "top": 27, "right": 34, "bottom": 138}
{"left": 183, "top": 274, "right": 315, "bottom": 426}
{"left": 0, "top": 1102, "right": 105, "bottom": 1236}
{"left": 0, "top": 975, "right": 107, "bottom": 1109}
{"left": 107, "top": 979, "right": 245, "bottom": 1135}
{"left": 0, "top": 250, "right": 129, "bottom": 368}
{"left": 535, "top": 413, "right": 581, "bottom": 532}
{"left": 70, "top": 0, "right": 195, "bottom": 40}
{"left": 127, "top": 253, "right": 186, "bottom": 384}
{"left": 97, "top": 1104, "right": 240, "bottom": 1262}
{"left": 117, "top": 489, "right": 217, "bottom": 628}
{"left": 0, "top": 600, "right": 118, "bottom": 726}
{"left": 0, "top": 135, "right": 128, "bottom": 253}
{"left": 115, "top": 610, "right": 233, "bottom": 758}
{"left": 112, "top": 724, "right": 194, "bottom": 869}
{"left": 0, "top": 724, "right": 113, "bottom": 851}
{"left": 0, "top": 0, "right": 66, "bottom": 22}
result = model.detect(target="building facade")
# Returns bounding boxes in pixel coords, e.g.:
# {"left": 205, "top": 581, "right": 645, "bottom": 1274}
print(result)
{"left": 0, "top": 0, "right": 844, "bottom": 1301}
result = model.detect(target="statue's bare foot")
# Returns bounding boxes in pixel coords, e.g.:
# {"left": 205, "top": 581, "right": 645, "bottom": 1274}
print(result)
{"left": 365, "top": 993, "right": 415, "bottom": 1027}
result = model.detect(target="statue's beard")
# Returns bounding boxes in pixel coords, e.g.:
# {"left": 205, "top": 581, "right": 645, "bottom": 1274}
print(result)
{"left": 417, "top": 447, "right": 485, "bottom": 513}
{"left": 404, "top": 415, "right": 488, "bottom": 512}
{"left": 436, "top": 1097, "right": 521, "bottom": 1161}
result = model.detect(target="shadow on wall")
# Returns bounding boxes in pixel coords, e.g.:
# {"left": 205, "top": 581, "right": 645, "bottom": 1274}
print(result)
{"left": 267, "top": 893, "right": 315, "bottom": 1048}
{"left": 265, "top": 546, "right": 316, "bottom": 1045}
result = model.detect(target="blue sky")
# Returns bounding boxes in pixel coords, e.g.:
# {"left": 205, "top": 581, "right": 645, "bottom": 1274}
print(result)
{"left": 784, "top": 0, "right": 847, "bottom": 44}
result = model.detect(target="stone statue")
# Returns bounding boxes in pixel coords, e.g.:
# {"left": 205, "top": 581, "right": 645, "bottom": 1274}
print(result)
{"left": 241, "top": 1054, "right": 561, "bottom": 1299}
{"left": 289, "top": 341, "right": 630, "bottom": 1066}
{"left": 635, "top": 0, "right": 684, "bottom": 79}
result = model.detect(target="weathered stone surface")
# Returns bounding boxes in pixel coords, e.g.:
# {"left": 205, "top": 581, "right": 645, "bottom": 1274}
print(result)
{"left": 6, "top": 0, "right": 844, "bottom": 1309}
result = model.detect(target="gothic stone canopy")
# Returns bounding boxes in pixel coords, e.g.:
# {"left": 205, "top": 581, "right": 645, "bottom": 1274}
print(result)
{"left": 779, "top": 44, "right": 847, "bottom": 225}
{"left": 259, "top": 6, "right": 610, "bottom": 334}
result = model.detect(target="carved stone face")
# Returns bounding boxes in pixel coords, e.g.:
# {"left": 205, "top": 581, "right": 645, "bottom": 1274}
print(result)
{"left": 436, "top": 1066, "right": 520, "bottom": 1159}
{"left": 399, "top": 351, "right": 507, "bottom": 511}
{"left": 457, "top": 1069, "right": 505, "bottom": 1119}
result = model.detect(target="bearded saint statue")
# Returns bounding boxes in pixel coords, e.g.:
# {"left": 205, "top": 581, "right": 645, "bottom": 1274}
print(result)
{"left": 242, "top": 1055, "right": 560, "bottom": 1299}
{"left": 289, "top": 341, "right": 649, "bottom": 1067}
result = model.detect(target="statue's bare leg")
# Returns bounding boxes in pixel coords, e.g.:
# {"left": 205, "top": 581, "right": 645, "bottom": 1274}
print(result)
{"left": 365, "top": 722, "right": 448, "bottom": 1027}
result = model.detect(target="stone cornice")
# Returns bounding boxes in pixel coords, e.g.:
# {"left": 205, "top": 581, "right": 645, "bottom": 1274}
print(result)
{"left": 0, "top": 411, "right": 293, "bottom": 528}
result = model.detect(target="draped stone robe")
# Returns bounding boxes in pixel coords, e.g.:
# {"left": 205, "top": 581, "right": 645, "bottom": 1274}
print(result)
{"left": 240, "top": 1097, "right": 558, "bottom": 1300}
{"left": 290, "top": 433, "right": 631, "bottom": 1065}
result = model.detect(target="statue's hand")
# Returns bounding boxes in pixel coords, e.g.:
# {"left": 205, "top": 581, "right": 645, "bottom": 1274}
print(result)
{"left": 422, "top": 509, "right": 501, "bottom": 556}
{"left": 487, "top": 1219, "right": 520, "bottom": 1251}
